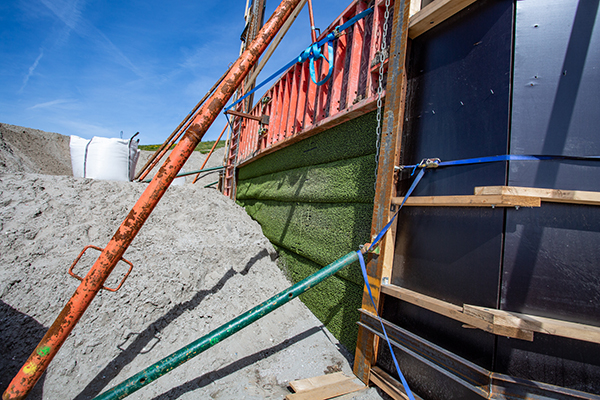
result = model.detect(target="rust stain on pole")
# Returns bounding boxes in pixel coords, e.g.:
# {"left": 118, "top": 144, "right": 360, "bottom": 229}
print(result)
{"left": 2, "top": 0, "right": 302, "bottom": 399}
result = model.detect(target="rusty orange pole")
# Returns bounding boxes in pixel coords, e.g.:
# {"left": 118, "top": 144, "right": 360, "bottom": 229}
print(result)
{"left": 2, "top": 0, "right": 302, "bottom": 398}
{"left": 307, "top": 0, "right": 318, "bottom": 43}
{"left": 134, "top": 65, "right": 232, "bottom": 181}
{"left": 192, "top": 124, "right": 228, "bottom": 184}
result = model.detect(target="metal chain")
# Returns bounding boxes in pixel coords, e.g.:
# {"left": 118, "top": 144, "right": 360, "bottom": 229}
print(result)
{"left": 374, "top": 0, "right": 391, "bottom": 192}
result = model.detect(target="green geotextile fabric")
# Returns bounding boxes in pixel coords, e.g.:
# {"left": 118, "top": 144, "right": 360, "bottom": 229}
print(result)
{"left": 236, "top": 111, "right": 377, "bottom": 353}
{"left": 238, "top": 199, "right": 370, "bottom": 285}
{"left": 274, "top": 245, "right": 362, "bottom": 352}
{"left": 236, "top": 154, "right": 376, "bottom": 204}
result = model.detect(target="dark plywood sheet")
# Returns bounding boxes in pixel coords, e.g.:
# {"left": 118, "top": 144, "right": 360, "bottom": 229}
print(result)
{"left": 501, "top": 204, "right": 600, "bottom": 322}
{"left": 384, "top": 0, "right": 513, "bottom": 379}
{"left": 499, "top": 0, "right": 600, "bottom": 394}
{"left": 380, "top": 296, "right": 496, "bottom": 371}
{"left": 399, "top": 0, "right": 513, "bottom": 197}
{"left": 393, "top": 207, "right": 504, "bottom": 308}
{"left": 495, "top": 334, "right": 600, "bottom": 395}
{"left": 509, "top": 0, "right": 600, "bottom": 190}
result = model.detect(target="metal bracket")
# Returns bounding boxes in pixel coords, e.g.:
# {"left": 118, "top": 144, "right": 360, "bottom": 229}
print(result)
{"left": 225, "top": 109, "right": 270, "bottom": 125}
{"left": 68, "top": 245, "right": 134, "bottom": 292}
{"left": 418, "top": 158, "right": 441, "bottom": 169}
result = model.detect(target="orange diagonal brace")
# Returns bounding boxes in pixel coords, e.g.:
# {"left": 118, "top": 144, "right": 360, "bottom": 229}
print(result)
{"left": 2, "top": 0, "right": 302, "bottom": 398}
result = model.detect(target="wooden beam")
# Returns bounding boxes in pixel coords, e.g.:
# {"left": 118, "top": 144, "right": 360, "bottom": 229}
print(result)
{"left": 474, "top": 186, "right": 600, "bottom": 206}
{"left": 391, "top": 194, "right": 541, "bottom": 207}
{"left": 353, "top": 0, "right": 412, "bottom": 385}
{"left": 370, "top": 366, "right": 423, "bottom": 400}
{"left": 463, "top": 305, "right": 600, "bottom": 345}
{"left": 225, "top": 109, "right": 270, "bottom": 124}
{"left": 409, "top": 0, "right": 422, "bottom": 17}
{"left": 380, "top": 284, "right": 535, "bottom": 341}
{"left": 382, "top": 284, "right": 600, "bottom": 344}
{"left": 408, "top": 0, "right": 478, "bottom": 39}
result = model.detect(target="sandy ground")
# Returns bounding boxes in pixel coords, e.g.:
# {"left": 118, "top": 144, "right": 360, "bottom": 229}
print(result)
{"left": 0, "top": 124, "right": 386, "bottom": 399}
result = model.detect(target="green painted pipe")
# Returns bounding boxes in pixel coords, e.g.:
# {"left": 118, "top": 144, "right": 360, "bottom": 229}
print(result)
{"left": 141, "top": 166, "right": 224, "bottom": 183}
{"left": 93, "top": 250, "right": 360, "bottom": 400}
{"left": 203, "top": 180, "right": 219, "bottom": 188}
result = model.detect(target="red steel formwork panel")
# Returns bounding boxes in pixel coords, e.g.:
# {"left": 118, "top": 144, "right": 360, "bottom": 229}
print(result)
{"left": 225, "top": 0, "right": 392, "bottom": 184}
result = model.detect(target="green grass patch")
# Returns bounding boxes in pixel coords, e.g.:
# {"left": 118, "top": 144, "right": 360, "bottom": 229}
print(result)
{"left": 139, "top": 140, "right": 226, "bottom": 154}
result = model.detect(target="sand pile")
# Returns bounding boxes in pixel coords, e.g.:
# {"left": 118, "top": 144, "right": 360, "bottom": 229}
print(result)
{"left": 0, "top": 125, "right": 384, "bottom": 399}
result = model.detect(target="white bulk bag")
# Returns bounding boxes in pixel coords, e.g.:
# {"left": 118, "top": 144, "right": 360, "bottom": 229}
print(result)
{"left": 69, "top": 134, "right": 140, "bottom": 181}
{"left": 69, "top": 135, "right": 90, "bottom": 178}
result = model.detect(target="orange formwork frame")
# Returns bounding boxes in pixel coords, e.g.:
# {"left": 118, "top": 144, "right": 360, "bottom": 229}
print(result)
{"left": 2, "top": 0, "right": 303, "bottom": 398}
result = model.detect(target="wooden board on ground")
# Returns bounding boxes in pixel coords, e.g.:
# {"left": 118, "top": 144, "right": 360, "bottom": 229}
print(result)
{"left": 286, "top": 372, "right": 366, "bottom": 400}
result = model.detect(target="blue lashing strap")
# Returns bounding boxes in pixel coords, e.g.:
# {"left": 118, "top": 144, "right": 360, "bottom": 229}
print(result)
{"left": 225, "top": 7, "right": 373, "bottom": 112}
{"left": 298, "top": 40, "right": 334, "bottom": 86}
{"left": 398, "top": 154, "right": 600, "bottom": 174}
{"left": 356, "top": 168, "right": 425, "bottom": 400}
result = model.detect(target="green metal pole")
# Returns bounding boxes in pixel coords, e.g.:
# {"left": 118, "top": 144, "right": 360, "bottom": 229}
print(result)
{"left": 203, "top": 180, "right": 219, "bottom": 188}
{"left": 94, "top": 250, "right": 360, "bottom": 400}
{"left": 141, "top": 166, "right": 224, "bottom": 183}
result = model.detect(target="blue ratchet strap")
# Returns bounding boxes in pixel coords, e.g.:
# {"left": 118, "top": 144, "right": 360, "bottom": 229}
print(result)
{"left": 225, "top": 7, "right": 374, "bottom": 112}
{"left": 298, "top": 39, "right": 334, "bottom": 86}
{"left": 399, "top": 154, "right": 600, "bottom": 171}
{"left": 355, "top": 168, "right": 425, "bottom": 400}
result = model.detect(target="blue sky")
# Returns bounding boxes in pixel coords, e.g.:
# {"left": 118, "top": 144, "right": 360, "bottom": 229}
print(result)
{"left": 0, "top": 0, "right": 353, "bottom": 144}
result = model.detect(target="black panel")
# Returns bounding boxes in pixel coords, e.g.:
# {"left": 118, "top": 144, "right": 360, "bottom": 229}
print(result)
{"left": 400, "top": 0, "right": 513, "bottom": 196}
{"left": 381, "top": 296, "right": 495, "bottom": 371}
{"left": 383, "top": 0, "right": 514, "bottom": 385}
{"left": 495, "top": 335, "right": 600, "bottom": 395}
{"left": 377, "top": 343, "right": 485, "bottom": 400}
{"left": 509, "top": 0, "right": 600, "bottom": 191}
{"left": 394, "top": 207, "right": 504, "bottom": 308}
{"left": 502, "top": 204, "right": 600, "bottom": 322}
{"left": 499, "top": 0, "right": 600, "bottom": 394}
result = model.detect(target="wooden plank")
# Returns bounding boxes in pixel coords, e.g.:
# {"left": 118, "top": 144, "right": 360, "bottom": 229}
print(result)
{"left": 391, "top": 194, "right": 541, "bottom": 207}
{"left": 474, "top": 186, "right": 600, "bottom": 206}
{"left": 463, "top": 305, "right": 600, "bottom": 345}
{"left": 285, "top": 377, "right": 366, "bottom": 400}
{"left": 408, "top": 0, "right": 478, "bottom": 39}
{"left": 370, "top": 366, "right": 423, "bottom": 400}
{"left": 380, "top": 284, "right": 534, "bottom": 341}
{"left": 409, "top": 0, "right": 422, "bottom": 17}
{"left": 288, "top": 372, "right": 352, "bottom": 393}
{"left": 353, "top": 0, "right": 412, "bottom": 385}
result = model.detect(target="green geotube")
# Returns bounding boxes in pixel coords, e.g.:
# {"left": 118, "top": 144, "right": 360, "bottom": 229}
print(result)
{"left": 93, "top": 250, "right": 360, "bottom": 400}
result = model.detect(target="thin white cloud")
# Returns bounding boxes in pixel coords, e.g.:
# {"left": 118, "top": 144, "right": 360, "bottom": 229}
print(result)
{"left": 28, "top": 98, "right": 72, "bottom": 110}
{"left": 39, "top": 0, "right": 144, "bottom": 77}
{"left": 20, "top": 50, "right": 44, "bottom": 92}
{"left": 57, "top": 119, "right": 118, "bottom": 138}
